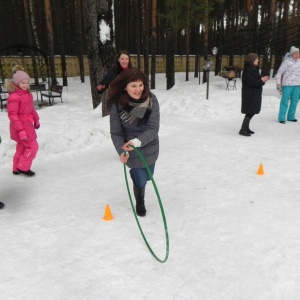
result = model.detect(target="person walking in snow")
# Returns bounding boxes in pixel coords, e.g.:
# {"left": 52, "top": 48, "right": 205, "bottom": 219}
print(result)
{"left": 108, "top": 68, "right": 160, "bottom": 217}
{"left": 276, "top": 46, "right": 300, "bottom": 124}
{"left": 239, "top": 53, "right": 269, "bottom": 136}
{"left": 6, "top": 65, "right": 40, "bottom": 176}
{"left": 0, "top": 135, "right": 4, "bottom": 209}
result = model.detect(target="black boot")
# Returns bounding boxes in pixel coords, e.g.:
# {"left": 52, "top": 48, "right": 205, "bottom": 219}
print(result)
{"left": 239, "top": 116, "right": 251, "bottom": 136}
{"left": 133, "top": 186, "right": 146, "bottom": 216}
{"left": 0, "top": 202, "right": 4, "bottom": 209}
{"left": 17, "top": 169, "right": 35, "bottom": 176}
{"left": 130, "top": 170, "right": 146, "bottom": 217}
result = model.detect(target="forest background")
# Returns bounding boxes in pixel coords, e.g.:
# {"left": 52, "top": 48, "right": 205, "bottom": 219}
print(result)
{"left": 0, "top": 0, "right": 300, "bottom": 109}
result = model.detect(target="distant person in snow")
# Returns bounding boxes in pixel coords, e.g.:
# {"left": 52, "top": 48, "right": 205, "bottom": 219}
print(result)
{"left": 97, "top": 50, "right": 133, "bottom": 93}
{"left": 239, "top": 53, "right": 269, "bottom": 136}
{"left": 97, "top": 50, "right": 133, "bottom": 114}
{"left": 6, "top": 65, "right": 40, "bottom": 176}
{"left": 0, "top": 135, "right": 4, "bottom": 209}
{"left": 276, "top": 46, "right": 300, "bottom": 124}
{"left": 108, "top": 68, "right": 160, "bottom": 217}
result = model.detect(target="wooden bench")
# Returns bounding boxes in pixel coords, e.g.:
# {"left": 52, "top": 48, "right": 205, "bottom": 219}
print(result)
{"left": 30, "top": 83, "right": 46, "bottom": 102}
{"left": 40, "top": 84, "right": 63, "bottom": 106}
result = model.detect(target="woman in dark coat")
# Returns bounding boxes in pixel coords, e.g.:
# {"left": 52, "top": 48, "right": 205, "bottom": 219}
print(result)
{"left": 239, "top": 53, "right": 269, "bottom": 136}
{"left": 108, "top": 68, "right": 160, "bottom": 217}
{"left": 97, "top": 50, "right": 133, "bottom": 93}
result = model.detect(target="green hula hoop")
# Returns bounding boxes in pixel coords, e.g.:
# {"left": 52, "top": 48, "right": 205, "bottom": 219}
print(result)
{"left": 123, "top": 146, "right": 169, "bottom": 263}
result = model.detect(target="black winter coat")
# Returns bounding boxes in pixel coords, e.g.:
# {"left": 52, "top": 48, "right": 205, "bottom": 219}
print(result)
{"left": 98, "top": 67, "right": 119, "bottom": 93}
{"left": 241, "top": 62, "right": 265, "bottom": 114}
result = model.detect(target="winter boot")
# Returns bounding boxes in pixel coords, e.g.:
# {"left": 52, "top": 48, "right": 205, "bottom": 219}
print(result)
{"left": 0, "top": 202, "right": 4, "bottom": 209}
{"left": 247, "top": 117, "right": 255, "bottom": 134}
{"left": 239, "top": 116, "right": 251, "bottom": 136}
{"left": 17, "top": 169, "right": 35, "bottom": 176}
{"left": 133, "top": 185, "right": 146, "bottom": 216}
{"left": 130, "top": 170, "right": 146, "bottom": 217}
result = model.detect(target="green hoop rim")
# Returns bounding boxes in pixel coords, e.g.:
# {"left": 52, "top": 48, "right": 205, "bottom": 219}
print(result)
{"left": 123, "top": 146, "right": 169, "bottom": 263}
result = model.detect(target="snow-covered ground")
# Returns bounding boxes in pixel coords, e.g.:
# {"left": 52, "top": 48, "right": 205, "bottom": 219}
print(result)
{"left": 1, "top": 72, "right": 300, "bottom": 300}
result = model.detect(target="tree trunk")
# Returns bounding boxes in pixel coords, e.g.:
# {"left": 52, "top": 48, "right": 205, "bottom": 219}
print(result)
{"left": 185, "top": 1, "right": 190, "bottom": 82}
{"left": 261, "top": 0, "right": 276, "bottom": 77}
{"left": 150, "top": 0, "right": 157, "bottom": 89}
{"left": 23, "top": 0, "right": 39, "bottom": 84}
{"left": 142, "top": 0, "right": 149, "bottom": 77}
{"left": 44, "top": 0, "right": 57, "bottom": 85}
{"left": 83, "top": 0, "right": 103, "bottom": 109}
{"left": 23, "top": 0, "right": 34, "bottom": 45}
{"left": 202, "top": 0, "right": 209, "bottom": 84}
{"left": 53, "top": 0, "right": 68, "bottom": 86}
{"left": 194, "top": 25, "right": 199, "bottom": 78}
{"left": 99, "top": 0, "right": 115, "bottom": 117}
{"left": 135, "top": 1, "right": 141, "bottom": 70}
{"left": 75, "top": 0, "right": 85, "bottom": 83}
{"left": 166, "top": 24, "right": 175, "bottom": 90}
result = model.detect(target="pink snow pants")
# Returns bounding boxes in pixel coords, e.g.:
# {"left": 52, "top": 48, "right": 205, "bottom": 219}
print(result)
{"left": 13, "top": 140, "right": 39, "bottom": 172}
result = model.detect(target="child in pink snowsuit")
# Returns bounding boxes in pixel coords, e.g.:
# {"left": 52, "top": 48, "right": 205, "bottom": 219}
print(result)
{"left": 7, "top": 66, "right": 40, "bottom": 176}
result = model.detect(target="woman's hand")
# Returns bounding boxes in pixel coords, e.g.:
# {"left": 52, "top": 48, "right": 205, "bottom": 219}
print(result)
{"left": 120, "top": 151, "right": 129, "bottom": 163}
{"left": 122, "top": 141, "right": 134, "bottom": 151}
{"left": 97, "top": 84, "right": 106, "bottom": 91}
{"left": 122, "top": 139, "right": 141, "bottom": 152}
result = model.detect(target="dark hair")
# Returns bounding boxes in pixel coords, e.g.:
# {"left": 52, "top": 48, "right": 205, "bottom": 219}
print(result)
{"left": 113, "top": 50, "right": 133, "bottom": 74}
{"left": 244, "top": 53, "right": 258, "bottom": 63}
{"left": 108, "top": 68, "right": 150, "bottom": 109}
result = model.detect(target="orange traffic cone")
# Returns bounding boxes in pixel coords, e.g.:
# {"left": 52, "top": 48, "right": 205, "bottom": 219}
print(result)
{"left": 102, "top": 204, "right": 114, "bottom": 221}
{"left": 257, "top": 163, "right": 265, "bottom": 175}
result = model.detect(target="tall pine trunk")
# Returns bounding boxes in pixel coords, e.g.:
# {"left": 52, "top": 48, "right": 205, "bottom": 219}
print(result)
{"left": 185, "top": 1, "right": 190, "bottom": 82}
{"left": 142, "top": 0, "right": 149, "bottom": 77}
{"left": 44, "top": 0, "right": 57, "bottom": 85}
{"left": 53, "top": 0, "right": 68, "bottom": 86}
{"left": 150, "top": 0, "right": 157, "bottom": 89}
{"left": 99, "top": 0, "right": 115, "bottom": 117}
{"left": 83, "top": 0, "right": 103, "bottom": 109}
{"left": 166, "top": 24, "right": 175, "bottom": 90}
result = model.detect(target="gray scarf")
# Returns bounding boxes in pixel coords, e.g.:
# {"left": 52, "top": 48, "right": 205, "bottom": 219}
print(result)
{"left": 119, "top": 96, "right": 151, "bottom": 124}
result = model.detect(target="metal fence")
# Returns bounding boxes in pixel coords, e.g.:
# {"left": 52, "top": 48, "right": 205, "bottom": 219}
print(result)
{"left": 0, "top": 54, "right": 277, "bottom": 79}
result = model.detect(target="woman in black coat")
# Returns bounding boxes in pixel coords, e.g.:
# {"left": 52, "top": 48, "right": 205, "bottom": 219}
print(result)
{"left": 239, "top": 53, "right": 269, "bottom": 136}
{"left": 97, "top": 50, "right": 133, "bottom": 93}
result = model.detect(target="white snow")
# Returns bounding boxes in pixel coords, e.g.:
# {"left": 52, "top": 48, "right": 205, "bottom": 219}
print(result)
{"left": 99, "top": 20, "right": 111, "bottom": 44}
{"left": 1, "top": 73, "right": 300, "bottom": 300}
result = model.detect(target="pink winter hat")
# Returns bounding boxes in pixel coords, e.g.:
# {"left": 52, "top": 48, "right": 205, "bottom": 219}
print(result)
{"left": 13, "top": 70, "right": 30, "bottom": 85}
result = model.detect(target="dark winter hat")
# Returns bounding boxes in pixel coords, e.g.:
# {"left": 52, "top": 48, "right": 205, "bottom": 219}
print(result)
{"left": 245, "top": 53, "right": 258, "bottom": 63}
